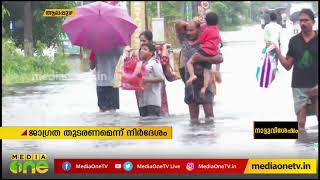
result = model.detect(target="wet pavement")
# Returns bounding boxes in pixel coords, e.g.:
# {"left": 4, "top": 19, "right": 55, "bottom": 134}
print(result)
{"left": 2, "top": 25, "right": 318, "bottom": 161}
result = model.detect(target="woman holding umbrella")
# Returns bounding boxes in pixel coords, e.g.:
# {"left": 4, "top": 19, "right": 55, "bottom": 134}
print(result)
{"left": 63, "top": 2, "right": 137, "bottom": 112}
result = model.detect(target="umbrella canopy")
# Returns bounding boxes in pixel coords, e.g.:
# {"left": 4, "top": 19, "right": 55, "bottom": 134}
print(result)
{"left": 63, "top": 1, "right": 137, "bottom": 52}
{"left": 290, "top": 11, "right": 300, "bottom": 22}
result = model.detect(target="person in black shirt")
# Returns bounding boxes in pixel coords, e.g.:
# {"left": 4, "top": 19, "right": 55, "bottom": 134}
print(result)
{"left": 272, "top": 9, "right": 318, "bottom": 131}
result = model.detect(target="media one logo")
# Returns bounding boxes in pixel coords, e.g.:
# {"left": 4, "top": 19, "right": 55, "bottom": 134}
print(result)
{"left": 9, "top": 154, "right": 49, "bottom": 174}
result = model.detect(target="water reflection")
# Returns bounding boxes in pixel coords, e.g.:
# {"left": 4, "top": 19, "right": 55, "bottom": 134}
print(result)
{"left": 179, "top": 120, "right": 218, "bottom": 146}
{"left": 296, "top": 130, "right": 318, "bottom": 145}
{"left": 137, "top": 116, "right": 176, "bottom": 126}
{"left": 94, "top": 140, "right": 124, "bottom": 149}
{"left": 3, "top": 140, "right": 41, "bottom": 152}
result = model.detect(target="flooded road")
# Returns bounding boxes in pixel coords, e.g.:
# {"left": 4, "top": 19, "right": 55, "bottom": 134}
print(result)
{"left": 2, "top": 25, "right": 318, "bottom": 164}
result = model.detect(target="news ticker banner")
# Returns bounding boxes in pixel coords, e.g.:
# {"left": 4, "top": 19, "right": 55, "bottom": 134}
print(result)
{"left": 53, "top": 159, "right": 317, "bottom": 174}
{"left": 0, "top": 121, "right": 299, "bottom": 140}
{"left": 254, "top": 121, "right": 299, "bottom": 139}
{"left": 0, "top": 127, "right": 172, "bottom": 140}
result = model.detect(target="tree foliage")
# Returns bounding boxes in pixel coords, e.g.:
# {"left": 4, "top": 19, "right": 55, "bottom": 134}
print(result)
{"left": 146, "top": 1, "right": 183, "bottom": 23}
{"left": 32, "top": 1, "right": 78, "bottom": 48}
{"left": 3, "top": 1, "right": 295, "bottom": 49}
{"left": 2, "top": 5, "right": 10, "bottom": 36}
{"left": 145, "top": 1, "right": 290, "bottom": 31}
{"left": 210, "top": 2, "right": 229, "bottom": 29}
{"left": 2, "top": 1, "right": 78, "bottom": 48}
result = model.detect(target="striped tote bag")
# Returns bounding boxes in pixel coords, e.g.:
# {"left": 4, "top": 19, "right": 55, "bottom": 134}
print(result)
{"left": 256, "top": 45, "right": 277, "bottom": 88}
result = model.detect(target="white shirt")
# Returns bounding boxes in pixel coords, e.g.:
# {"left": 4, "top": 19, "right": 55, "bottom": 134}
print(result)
{"left": 264, "top": 21, "right": 282, "bottom": 48}
{"left": 95, "top": 48, "right": 123, "bottom": 87}
{"left": 137, "top": 58, "right": 165, "bottom": 107}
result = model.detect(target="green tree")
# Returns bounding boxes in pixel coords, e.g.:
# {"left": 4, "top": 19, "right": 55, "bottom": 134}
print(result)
{"left": 223, "top": 1, "right": 247, "bottom": 26}
{"left": 3, "top": 1, "right": 78, "bottom": 50}
{"left": 161, "top": 2, "right": 183, "bottom": 22}
{"left": 32, "top": 1, "right": 78, "bottom": 48}
{"left": 2, "top": 5, "right": 10, "bottom": 36}
{"left": 146, "top": 1, "right": 183, "bottom": 23}
{"left": 210, "top": 2, "right": 229, "bottom": 29}
{"left": 146, "top": 1, "right": 157, "bottom": 19}
{"left": 250, "top": 1, "right": 266, "bottom": 22}
{"left": 250, "top": 1, "right": 288, "bottom": 23}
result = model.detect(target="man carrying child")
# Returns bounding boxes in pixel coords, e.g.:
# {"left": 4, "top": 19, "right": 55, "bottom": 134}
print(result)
{"left": 186, "top": 12, "right": 222, "bottom": 97}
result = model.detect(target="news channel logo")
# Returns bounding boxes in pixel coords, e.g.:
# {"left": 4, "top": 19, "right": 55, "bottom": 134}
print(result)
{"left": 62, "top": 161, "right": 72, "bottom": 172}
{"left": 186, "top": 162, "right": 195, "bottom": 171}
{"left": 123, "top": 161, "right": 133, "bottom": 171}
{"left": 9, "top": 154, "right": 49, "bottom": 175}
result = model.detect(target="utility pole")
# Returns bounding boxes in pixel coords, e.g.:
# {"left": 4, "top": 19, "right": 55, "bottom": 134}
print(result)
{"left": 80, "top": 1, "right": 84, "bottom": 61}
{"left": 191, "top": 1, "right": 199, "bottom": 18}
{"left": 184, "top": 1, "right": 186, "bottom": 20}
{"left": 186, "top": 2, "right": 189, "bottom": 20}
{"left": 157, "top": 1, "right": 160, "bottom": 18}
{"left": 145, "top": 1, "right": 148, "bottom": 30}
{"left": 130, "top": 1, "right": 146, "bottom": 49}
{"left": 186, "top": 1, "right": 192, "bottom": 20}
{"left": 24, "top": 1, "right": 34, "bottom": 56}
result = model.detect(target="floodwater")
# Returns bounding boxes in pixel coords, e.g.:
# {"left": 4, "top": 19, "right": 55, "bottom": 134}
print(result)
{"left": 2, "top": 25, "right": 318, "bottom": 166}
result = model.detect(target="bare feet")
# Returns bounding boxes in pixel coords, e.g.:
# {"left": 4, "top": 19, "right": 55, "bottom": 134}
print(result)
{"left": 205, "top": 117, "right": 214, "bottom": 124}
{"left": 190, "top": 120, "right": 200, "bottom": 125}
{"left": 299, "top": 127, "right": 306, "bottom": 132}
{"left": 186, "top": 75, "right": 197, "bottom": 86}
{"left": 200, "top": 87, "right": 206, "bottom": 98}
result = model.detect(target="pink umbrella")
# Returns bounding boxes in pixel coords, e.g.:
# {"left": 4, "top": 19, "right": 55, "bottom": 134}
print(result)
{"left": 62, "top": 1, "right": 137, "bottom": 52}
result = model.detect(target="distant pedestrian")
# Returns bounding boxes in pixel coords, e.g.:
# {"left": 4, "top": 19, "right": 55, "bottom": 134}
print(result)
{"left": 264, "top": 12, "right": 283, "bottom": 68}
{"left": 264, "top": 12, "right": 282, "bottom": 50}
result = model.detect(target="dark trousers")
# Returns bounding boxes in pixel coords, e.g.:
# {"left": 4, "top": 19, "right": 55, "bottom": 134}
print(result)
{"left": 139, "top": 105, "right": 161, "bottom": 117}
{"left": 96, "top": 86, "right": 119, "bottom": 111}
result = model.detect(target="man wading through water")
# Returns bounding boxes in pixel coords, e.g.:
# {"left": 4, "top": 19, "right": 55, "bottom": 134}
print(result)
{"left": 272, "top": 9, "right": 318, "bottom": 131}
